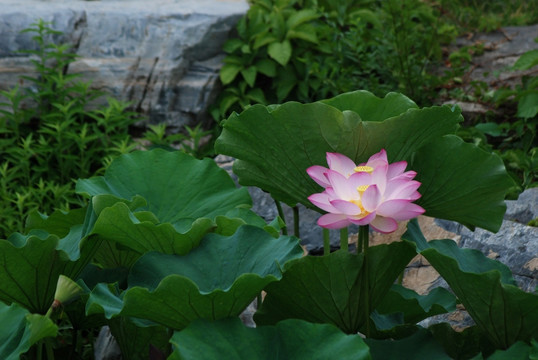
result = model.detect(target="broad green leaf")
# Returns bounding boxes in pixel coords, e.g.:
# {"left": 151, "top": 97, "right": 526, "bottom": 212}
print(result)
{"left": 487, "top": 340, "right": 538, "bottom": 359}
{"left": 241, "top": 65, "right": 257, "bottom": 87}
{"left": 411, "top": 135, "right": 514, "bottom": 232}
{"left": 320, "top": 90, "right": 418, "bottom": 122}
{"left": 429, "top": 323, "right": 487, "bottom": 360}
{"left": 0, "top": 233, "right": 71, "bottom": 313}
{"left": 365, "top": 328, "right": 451, "bottom": 360}
{"left": 268, "top": 40, "right": 292, "bottom": 66}
{"left": 91, "top": 202, "right": 215, "bottom": 262}
{"left": 275, "top": 65, "right": 297, "bottom": 100}
{"left": 255, "top": 58, "right": 277, "bottom": 77}
{"left": 512, "top": 49, "right": 538, "bottom": 70}
{"left": 25, "top": 207, "right": 87, "bottom": 237}
{"left": 516, "top": 91, "right": 538, "bottom": 119}
{"left": 108, "top": 317, "right": 170, "bottom": 360}
{"left": 169, "top": 318, "right": 371, "bottom": 360}
{"left": 287, "top": 24, "right": 318, "bottom": 43}
{"left": 222, "top": 38, "right": 244, "bottom": 53}
{"left": 76, "top": 149, "right": 251, "bottom": 230}
{"left": 376, "top": 284, "right": 457, "bottom": 324}
{"left": 0, "top": 203, "right": 100, "bottom": 313}
{"left": 403, "top": 219, "right": 538, "bottom": 349}
{"left": 215, "top": 94, "right": 459, "bottom": 208}
{"left": 0, "top": 302, "right": 58, "bottom": 360}
{"left": 255, "top": 242, "right": 416, "bottom": 334}
{"left": 87, "top": 226, "right": 303, "bottom": 330}
{"left": 285, "top": 9, "right": 319, "bottom": 30}
{"left": 220, "top": 63, "right": 242, "bottom": 84}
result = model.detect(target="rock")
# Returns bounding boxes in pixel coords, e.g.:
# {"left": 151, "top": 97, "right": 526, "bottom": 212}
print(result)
{"left": 0, "top": 0, "right": 249, "bottom": 131}
{"left": 436, "top": 217, "right": 538, "bottom": 293}
{"left": 94, "top": 326, "right": 121, "bottom": 360}
{"left": 505, "top": 187, "right": 538, "bottom": 224}
{"left": 450, "top": 25, "right": 538, "bottom": 89}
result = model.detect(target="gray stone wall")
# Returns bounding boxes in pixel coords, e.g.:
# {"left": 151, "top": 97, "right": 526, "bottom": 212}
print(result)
{"left": 0, "top": 0, "right": 249, "bottom": 130}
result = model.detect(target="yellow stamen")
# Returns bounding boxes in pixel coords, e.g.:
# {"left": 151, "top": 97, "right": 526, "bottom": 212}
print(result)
{"left": 357, "top": 185, "right": 369, "bottom": 194}
{"left": 354, "top": 165, "right": 373, "bottom": 173}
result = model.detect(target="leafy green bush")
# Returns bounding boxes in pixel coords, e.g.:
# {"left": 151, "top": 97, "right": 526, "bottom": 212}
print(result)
{"left": 212, "top": 0, "right": 450, "bottom": 121}
{"left": 0, "top": 20, "right": 138, "bottom": 237}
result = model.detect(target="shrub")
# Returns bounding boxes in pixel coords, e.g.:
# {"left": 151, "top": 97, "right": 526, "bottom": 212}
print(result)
{"left": 0, "top": 20, "right": 138, "bottom": 237}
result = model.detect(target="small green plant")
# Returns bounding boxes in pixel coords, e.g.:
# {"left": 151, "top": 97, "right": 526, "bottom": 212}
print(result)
{"left": 0, "top": 20, "right": 138, "bottom": 238}
{"left": 142, "top": 123, "right": 215, "bottom": 158}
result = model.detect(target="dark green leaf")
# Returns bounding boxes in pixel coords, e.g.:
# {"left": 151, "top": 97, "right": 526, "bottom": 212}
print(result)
{"left": 365, "top": 328, "right": 451, "bottom": 360}
{"left": 0, "top": 302, "right": 57, "bottom": 360}
{"left": 255, "top": 242, "right": 416, "bottom": 334}
{"left": 216, "top": 95, "right": 459, "bottom": 208}
{"left": 169, "top": 318, "right": 371, "bottom": 360}
{"left": 76, "top": 149, "right": 251, "bottom": 231}
{"left": 512, "top": 50, "right": 538, "bottom": 71}
{"left": 220, "top": 63, "right": 242, "bottom": 85}
{"left": 268, "top": 40, "right": 292, "bottom": 66}
{"left": 87, "top": 226, "right": 303, "bottom": 330}
{"left": 411, "top": 136, "right": 514, "bottom": 232}
{"left": 403, "top": 219, "right": 538, "bottom": 349}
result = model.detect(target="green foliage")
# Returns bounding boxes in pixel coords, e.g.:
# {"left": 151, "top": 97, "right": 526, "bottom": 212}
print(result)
{"left": 215, "top": 91, "right": 513, "bottom": 232}
{"left": 438, "top": 0, "right": 538, "bottom": 32}
{"left": 169, "top": 318, "right": 372, "bottom": 360}
{"left": 0, "top": 20, "right": 138, "bottom": 238}
{"left": 141, "top": 122, "right": 216, "bottom": 159}
{"left": 0, "top": 302, "right": 58, "bottom": 360}
{"left": 212, "top": 0, "right": 449, "bottom": 121}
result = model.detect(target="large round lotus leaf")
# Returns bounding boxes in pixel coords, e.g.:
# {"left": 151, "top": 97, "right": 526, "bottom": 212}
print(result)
{"left": 215, "top": 94, "right": 460, "bottom": 209}
{"left": 410, "top": 135, "right": 514, "bottom": 232}
{"left": 168, "top": 318, "right": 371, "bottom": 360}
{"left": 76, "top": 149, "right": 252, "bottom": 227}
{"left": 255, "top": 242, "right": 416, "bottom": 334}
{"left": 0, "top": 302, "right": 57, "bottom": 360}
{"left": 215, "top": 90, "right": 513, "bottom": 232}
{"left": 87, "top": 225, "right": 304, "bottom": 330}
{"left": 320, "top": 90, "right": 419, "bottom": 121}
{"left": 403, "top": 219, "right": 538, "bottom": 349}
{"left": 0, "top": 204, "right": 100, "bottom": 314}
{"left": 365, "top": 328, "right": 451, "bottom": 360}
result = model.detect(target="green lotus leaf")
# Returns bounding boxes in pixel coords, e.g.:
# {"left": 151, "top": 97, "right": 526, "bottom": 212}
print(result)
{"left": 0, "top": 302, "right": 58, "bottom": 360}
{"left": 403, "top": 219, "right": 538, "bottom": 349}
{"left": 368, "top": 284, "right": 457, "bottom": 340}
{"left": 25, "top": 207, "right": 87, "bottom": 238}
{"left": 91, "top": 202, "right": 215, "bottom": 268}
{"left": 320, "top": 90, "right": 419, "bottom": 121}
{"left": 0, "top": 205, "right": 100, "bottom": 313}
{"left": 168, "top": 317, "right": 371, "bottom": 360}
{"left": 76, "top": 149, "right": 252, "bottom": 230}
{"left": 365, "top": 328, "right": 451, "bottom": 360}
{"left": 108, "top": 317, "right": 171, "bottom": 360}
{"left": 487, "top": 340, "right": 538, "bottom": 360}
{"left": 215, "top": 93, "right": 460, "bottom": 208}
{"left": 429, "top": 323, "right": 488, "bottom": 360}
{"left": 87, "top": 225, "right": 303, "bottom": 329}
{"left": 255, "top": 241, "right": 416, "bottom": 334}
{"left": 90, "top": 204, "right": 278, "bottom": 269}
{"left": 376, "top": 284, "right": 457, "bottom": 324}
{"left": 410, "top": 135, "right": 514, "bottom": 232}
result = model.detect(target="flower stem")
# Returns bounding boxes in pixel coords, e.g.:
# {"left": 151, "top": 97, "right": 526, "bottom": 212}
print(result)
{"left": 323, "top": 228, "right": 330, "bottom": 255}
{"left": 293, "top": 206, "right": 300, "bottom": 238}
{"left": 339, "top": 227, "right": 348, "bottom": 252}
{"left": 45, "top": 339, "right": 55, "bottom": 360}
{"left": 360, "top": 225, "right": 371, "bottom": 337}
{"left": 358, "top": 225, "right": 369, "bottom": 254}
{"left": 274, "top": 200, "right": 287, "bottom": 235}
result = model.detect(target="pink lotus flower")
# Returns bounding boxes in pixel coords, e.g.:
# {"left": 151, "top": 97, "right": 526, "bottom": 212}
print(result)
{"left": 307, "top": 150, "right": 425, "bottom": 233}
